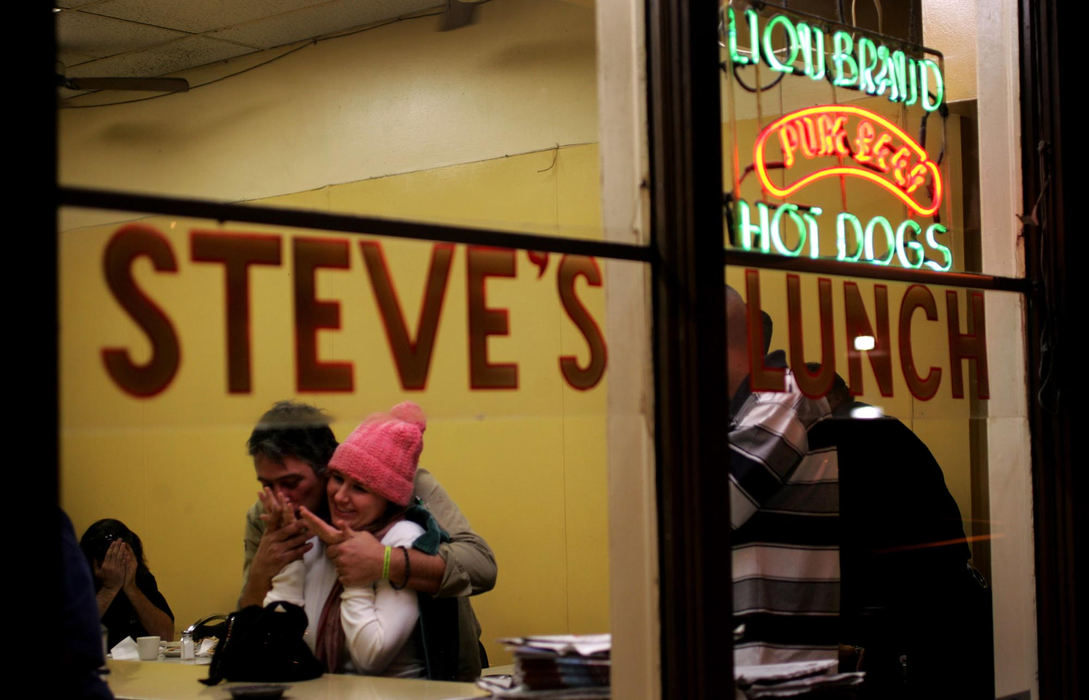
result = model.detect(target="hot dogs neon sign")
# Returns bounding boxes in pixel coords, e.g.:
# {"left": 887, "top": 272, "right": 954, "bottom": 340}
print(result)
{"left": 733, "top": 104, "right": 952, "bottom": 271}
{"left": 754, "top": 105, "right": 943, "bottom": 216}
{"left": 723, "top": 6, "right": 955, "bottom": 271}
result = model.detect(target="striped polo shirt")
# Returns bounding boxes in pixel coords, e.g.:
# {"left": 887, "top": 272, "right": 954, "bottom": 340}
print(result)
{"left": 729, "top": 359, "right": 837, "bottom": 666}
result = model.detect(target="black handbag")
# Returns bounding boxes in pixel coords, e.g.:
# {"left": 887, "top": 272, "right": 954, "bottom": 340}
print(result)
{"left": 200, "top": 601, "right": 324, "bottom": 685}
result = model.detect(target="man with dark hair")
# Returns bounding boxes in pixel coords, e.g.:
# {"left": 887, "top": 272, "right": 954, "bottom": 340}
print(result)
{"left": 759, "top": 309, "right": 773, "bottom": 356}
{"left": 240, "top": 401, "right": 338, "bottom": 606}
{"left": 239, "top": 400, "right": 497, "bottom": 680}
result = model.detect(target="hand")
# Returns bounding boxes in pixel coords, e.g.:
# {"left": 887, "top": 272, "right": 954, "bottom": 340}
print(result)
{"left": 119, "top": 541, "right": 137, "bottom": 591}
{"left": 297, "top": 506, "right": 348, "bottom": 546}
{"left": 297, "top": 507, "right": 382, "bottom": 587}
{"left": 328, "top": 533, "right": 386, "bottom": 588}
{"left": 248, "top": 500, "right": 313, "bottom": 586}
{"left": 94, "top": 540, "right": 127, "bottom": 591}
{"left": 258, "top": 487, "right": 297, "bottom": 532}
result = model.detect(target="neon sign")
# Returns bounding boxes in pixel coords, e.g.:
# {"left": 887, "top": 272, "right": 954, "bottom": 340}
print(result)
{"left": 722, "top": 6, "right": 945, "bottom": 112}
{"left": 732, "top": 101, "right": 952, "bottom": 271}
{"left": 733, "top": 200, "right": 952, "bottom": 271}
{"left": 754, "top": 105, "right": 942, "bottom": 216}
{"left": 723, "top": 8, "right": 955, "bottom": 271}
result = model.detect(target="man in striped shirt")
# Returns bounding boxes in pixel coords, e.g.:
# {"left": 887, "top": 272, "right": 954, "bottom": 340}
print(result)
{"left": 725, "top": 286, "right": 838, "bottom": 666}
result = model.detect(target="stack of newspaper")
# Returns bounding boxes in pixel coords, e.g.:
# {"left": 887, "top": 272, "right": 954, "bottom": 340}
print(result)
{"left": 477, "top": 634, "right": 611, "bottom": 698}
{"left": 734, "top": 660, "right": 864, "bottom": 698}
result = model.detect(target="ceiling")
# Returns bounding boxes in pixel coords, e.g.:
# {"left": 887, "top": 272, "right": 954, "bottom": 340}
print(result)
{"left": 55, "top": 0, "right": 455, "bottom": 94}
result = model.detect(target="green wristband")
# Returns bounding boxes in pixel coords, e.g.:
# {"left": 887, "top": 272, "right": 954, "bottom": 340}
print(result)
{"left": 382, "top": 545, "right": 392, "bottom": 580}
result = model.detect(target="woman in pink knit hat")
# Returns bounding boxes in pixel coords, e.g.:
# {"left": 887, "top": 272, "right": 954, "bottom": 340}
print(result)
{"left": 260, "top": 402, "right": 429, "bottom": 677}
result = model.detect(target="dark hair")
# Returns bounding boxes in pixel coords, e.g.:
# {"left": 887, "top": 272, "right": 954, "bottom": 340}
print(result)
{"left": 760, "top": 310, "right": 773, "bottom": 355}
{"left": 828, "top": 373, "right": 852, "bottom": 413}
{"left": 247, "top": 401, "right": 338, "bottom": 476}
{"left": 79, "top": 518, "right": 149, "bottom": 575}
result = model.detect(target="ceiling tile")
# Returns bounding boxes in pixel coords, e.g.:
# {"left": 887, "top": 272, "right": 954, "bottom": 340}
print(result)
{"left": 66, "top": 35, "right": 255, "bottom": 79}
{"left": 86, "top": 0, "right": 331, "bottom": 34}
{"left": 56, "top": 10, "right": 187, "bottom": 62}
{"left": 209, "top": 0, "right": 439, "bottom": 50}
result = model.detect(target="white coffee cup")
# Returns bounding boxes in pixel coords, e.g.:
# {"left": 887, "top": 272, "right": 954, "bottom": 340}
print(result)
{"left": 137, "top": 635, "right": 161, "bottom": 661}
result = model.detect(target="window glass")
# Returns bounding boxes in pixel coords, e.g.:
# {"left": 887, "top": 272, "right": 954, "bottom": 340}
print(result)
{"left": 719, "top": 5, "right": 1032, "bottom": 693}
{"left": 725, "top": 266, "right": 1028, "bottom": 696}
{"left": 720, "top": 2, "right": 988, "bottom": 276}
{"left": 60, "top": 208, "right": 635, "bottom": 666}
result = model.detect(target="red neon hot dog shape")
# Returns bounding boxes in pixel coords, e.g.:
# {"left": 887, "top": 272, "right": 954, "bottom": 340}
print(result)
{"left": 753, "top": 105, "right": 943, "bottom": 217}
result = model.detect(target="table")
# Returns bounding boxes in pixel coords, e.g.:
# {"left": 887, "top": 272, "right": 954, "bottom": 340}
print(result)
{"left": 105, "top": 659, "right": 490, "bottom": 699}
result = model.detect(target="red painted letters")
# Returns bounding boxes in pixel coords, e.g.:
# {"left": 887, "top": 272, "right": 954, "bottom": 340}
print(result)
{"left": 360, "top": 241, "right": 454, "bottom": 391}
{"left": 190, "top": 232, "right": 281, "bottom": 393}
{"left": 101, "top": 225, "right": 181, "bottom": 397}
{"left": 293, "top": 238, "right": 353, "bottom": 393}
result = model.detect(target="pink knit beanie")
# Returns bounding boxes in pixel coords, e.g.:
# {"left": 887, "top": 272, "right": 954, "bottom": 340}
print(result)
{"left": 328, "top": 402, "right": 426, "bottom": 507}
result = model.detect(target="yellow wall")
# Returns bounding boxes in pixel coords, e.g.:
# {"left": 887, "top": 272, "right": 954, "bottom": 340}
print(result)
{"left": 61, "top": 144, "right": 609, "bottom": 666}
{"left": 59, "top": 0, "right": 608, "bottom": 668}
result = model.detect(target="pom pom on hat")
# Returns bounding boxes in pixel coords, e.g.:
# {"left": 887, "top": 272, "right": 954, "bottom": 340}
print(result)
{"left": 328, "top": 402, "right": 425, "bottom": 507}
{"left": 390, "top": 401, "right": 427, "bottom": 433}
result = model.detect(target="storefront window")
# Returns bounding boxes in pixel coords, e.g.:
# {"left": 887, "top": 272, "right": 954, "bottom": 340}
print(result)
{"left": 720, "top": 1, "right": 1034, "bottom": 696}
{"left": 57, "top": 0, "right": 648, "bottom": 686}
{"left": 56, "top": 0, "right": 1041, "bottom": 696}
{"left": 58, "top": 205, "right": 638, "bottom": 669}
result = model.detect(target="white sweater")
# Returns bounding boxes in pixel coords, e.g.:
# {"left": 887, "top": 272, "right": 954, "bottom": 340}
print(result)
{"left": 264, "top": 519, "right": 425, "bottom": 676}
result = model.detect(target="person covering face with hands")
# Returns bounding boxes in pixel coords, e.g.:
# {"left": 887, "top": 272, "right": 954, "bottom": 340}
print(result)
{"left": 80, "top": 519, "right": 175, "bottom": 648}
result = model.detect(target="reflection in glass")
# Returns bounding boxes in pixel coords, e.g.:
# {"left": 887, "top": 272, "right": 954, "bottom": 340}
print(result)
{"left": 719, "top": 2, "right": 983, "bottom": 275}
{"left": 725, "top": 267, "right": 1015, "bottom": 697}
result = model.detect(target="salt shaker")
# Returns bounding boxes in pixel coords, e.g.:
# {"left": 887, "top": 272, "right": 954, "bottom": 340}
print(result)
{"left": 181, "top": 632, "right": 195, "bottom": 661}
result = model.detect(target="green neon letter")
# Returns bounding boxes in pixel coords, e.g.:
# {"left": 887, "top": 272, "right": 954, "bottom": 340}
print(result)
{"left": 895, "top": 219, "right": 925, "bottom": 268}
{"left": 771, "top": 204, "right": 807, "bottom": 256}
{"left": 763, "top": 15, "right": 799, "bottom": 73}
{"left": 736, "top": 199, "right": 771, "bottom": 253}
{"left": 864, "top": 216, "right": 896, "bottom": 265}
{"left": 745, "top": 9, "right": 761, "bottom": 66}
{"left": 801, "top": 206, "right": 823, "bottom": 259}
{"left": 919, "top": 59, "right": 944, "bottom": 112}
{"left": 889, "top": 50, "right": 907, "bottom": 103}
{"left": 756, "top": 202, "right": 771, "bottom": 253}
{"left": 832, "top": 32, "right": 857, "bottom": 87}
{"left": 796, "top": 23, "right": 826, "bottom": 81}
{"left": 904, "top": 57, "right": 919, "bottom": 106}
{"left": 726, "top": 8, "right": 753, "bottom": 65}
{"left": 873, "top": 46, "right": 896, "bottom": 98}
{"left": 836, "top": 212, "right": 864, "bottom": 262}
{"left": 924, "top": 223, "right": 953, "bottom": 271}
{"left": 857, "top": 38, "right": 879, "bottom": 94}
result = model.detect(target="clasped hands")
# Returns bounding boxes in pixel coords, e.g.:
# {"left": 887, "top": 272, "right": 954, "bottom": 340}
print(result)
{"left": 254, "top": 488, "right": 388, "bottom": 588}
{"left": 95, "top": 538, "right": 137, "bottom": 593}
